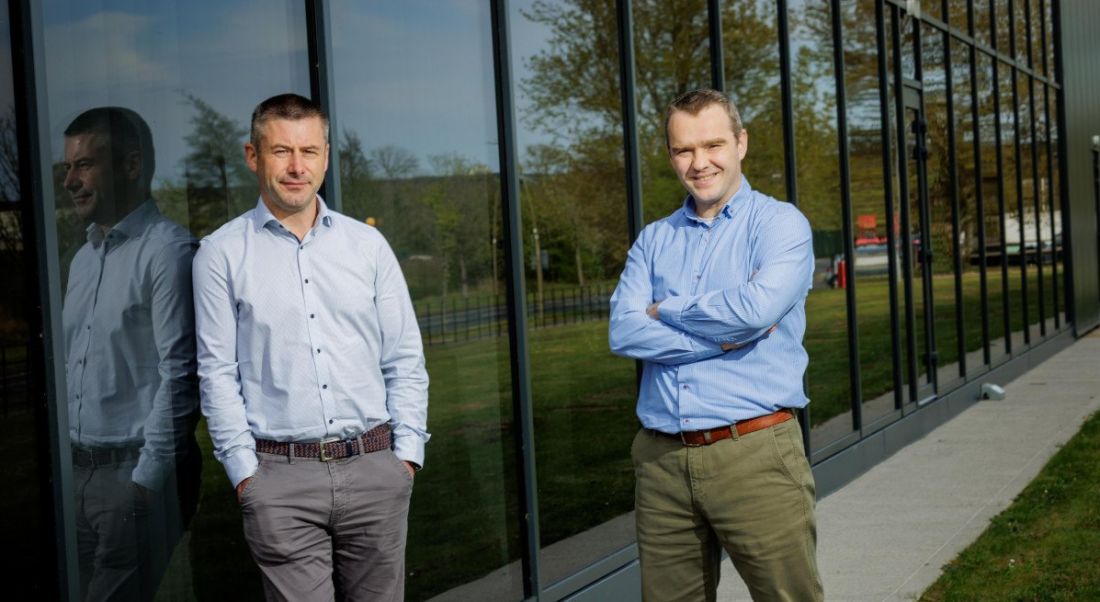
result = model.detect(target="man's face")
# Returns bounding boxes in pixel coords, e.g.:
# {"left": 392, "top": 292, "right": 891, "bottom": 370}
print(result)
{"left": 245, "top": 116, "right": 329, "bottom": 219}
{"left": 63, "top": 133, "right": 119, "bottom": 224}
{"left": 667, "top": 104, "right": 748, "bottom": 214}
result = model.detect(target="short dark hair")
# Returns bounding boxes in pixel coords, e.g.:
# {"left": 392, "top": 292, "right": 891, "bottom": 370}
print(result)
{"left": 664, "top": 88, "right": 744, "bottom": 151}
{"left": 64, "top": 107, "right": 156, "bottom": 192}
{"left": 250, "top": 93, "right": 329, "bottom": 149}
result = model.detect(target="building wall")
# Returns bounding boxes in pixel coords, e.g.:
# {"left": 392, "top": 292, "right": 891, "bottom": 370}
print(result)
{"left": 0, "top": 1, "right": 1097, "bottom": 600}
{"left": 1059, "top": 0, "right": 1100, "bottom": 333}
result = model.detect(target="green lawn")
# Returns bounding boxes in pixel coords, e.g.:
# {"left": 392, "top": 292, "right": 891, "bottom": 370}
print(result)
{"left": 920, "top": 411, "right": 1100, "bottom": 601}
{"left": 146, "top": 263, "right": 1075, "bottom": 600}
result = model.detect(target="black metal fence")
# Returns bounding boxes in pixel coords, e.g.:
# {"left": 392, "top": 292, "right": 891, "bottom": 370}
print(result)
{"left": 415, "top": 283, "right": 614, "bottom": 346}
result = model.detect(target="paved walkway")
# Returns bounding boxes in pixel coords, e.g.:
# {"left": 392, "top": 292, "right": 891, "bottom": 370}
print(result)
{"left": 718, "top": 328, "right": 1100, "bottom": 601}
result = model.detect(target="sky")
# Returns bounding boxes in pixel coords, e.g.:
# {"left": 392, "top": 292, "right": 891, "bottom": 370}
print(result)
{"left": 34, "top": 0, "right": 558, "bottom": 184}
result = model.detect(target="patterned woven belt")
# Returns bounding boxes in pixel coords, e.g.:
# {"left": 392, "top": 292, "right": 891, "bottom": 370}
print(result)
{"left": 255, "top": 424, "right": 392, "bottom": 461}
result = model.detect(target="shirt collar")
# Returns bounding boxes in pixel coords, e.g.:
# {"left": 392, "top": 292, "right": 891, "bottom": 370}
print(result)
{"left": 86, "top": 199, "right": 159, "bottom": 246}
{"left": 251, "top": 195, "right": 334, "bottom": 233}
{"left": 680, "top": 176, "right": 753, "bottom": 225}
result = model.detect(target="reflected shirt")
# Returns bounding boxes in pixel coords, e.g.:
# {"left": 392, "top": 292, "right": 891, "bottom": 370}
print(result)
{"left": 609, "top": 177, "right": 814, "bottom": 433}
{"left": 63, "top": 200, "right": 199, "bottom": 490}
{"left": 193, "top": 198, "right": 429, "bottom": 488}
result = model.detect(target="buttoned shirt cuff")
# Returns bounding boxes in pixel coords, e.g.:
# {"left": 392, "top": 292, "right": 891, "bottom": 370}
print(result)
{"left": 656, "top": 295, "right": 689, "bottom": 329}
{"left": 132, "top": 453, "right": 171, "bottom": 492}
{"left": 392, "top": 433, "right": 426, "bottom": 469}
{"left": 224, "top": 448, "right": 259, "bottom": 490}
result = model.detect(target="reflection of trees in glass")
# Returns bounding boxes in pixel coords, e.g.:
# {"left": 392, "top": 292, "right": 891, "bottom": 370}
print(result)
{"left": 180, "top": 94, "right": 254, "bottom": 238}
{"left": 0, "top": 109, "right": 27, "bottom": 339}
{"left": 338, "top": 133, "right": 499, "bottom": 301}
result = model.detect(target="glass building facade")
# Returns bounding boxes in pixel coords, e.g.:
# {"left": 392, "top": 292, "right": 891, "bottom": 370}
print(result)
{"left": 1, "top": 0, "right": 1098, "bottom": 600}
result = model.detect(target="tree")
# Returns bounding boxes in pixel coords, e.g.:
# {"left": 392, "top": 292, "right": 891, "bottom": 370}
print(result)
{"left": 180, "top": 93, "right": 254, "bottom": 237}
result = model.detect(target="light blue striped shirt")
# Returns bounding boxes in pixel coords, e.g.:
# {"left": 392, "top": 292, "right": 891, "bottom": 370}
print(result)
{"left": 609, "top": 177, "right": 813, "bottom": 433}
{"left": 193, "top": 198, "right": 429, "bottom": 487}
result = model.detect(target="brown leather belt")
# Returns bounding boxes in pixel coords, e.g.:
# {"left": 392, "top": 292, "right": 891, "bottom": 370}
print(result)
{"left": 654, "top": 408, "right": 795, "bottom": 447}
{"left": 255, "top": 424, "right": 392, "bottom": 461}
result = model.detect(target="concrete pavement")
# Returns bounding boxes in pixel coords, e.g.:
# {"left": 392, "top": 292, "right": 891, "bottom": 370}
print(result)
{"left": 718, "top": 328, "right": 1100, "bottom": 601}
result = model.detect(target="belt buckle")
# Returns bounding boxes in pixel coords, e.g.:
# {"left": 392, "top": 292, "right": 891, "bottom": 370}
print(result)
{"left": 679, "top": 431, "right": 702, "bottom": 447}
{"left": 319, "top": 437, "right": 340, "bottom": 462}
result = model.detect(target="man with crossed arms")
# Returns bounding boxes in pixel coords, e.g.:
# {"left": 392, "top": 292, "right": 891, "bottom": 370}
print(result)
{"left": 610, "top": 88, "right": 823, "bottom": 601}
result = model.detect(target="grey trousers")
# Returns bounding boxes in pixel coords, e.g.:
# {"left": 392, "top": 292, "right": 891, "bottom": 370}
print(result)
{"left": 240, "top": 448, "right": 414, "bottom": 602}
{"left": 74, "top": 458, "right": 186, "bottom": 601}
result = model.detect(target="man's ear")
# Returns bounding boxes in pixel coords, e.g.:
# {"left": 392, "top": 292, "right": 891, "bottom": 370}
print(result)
{"left": 123, "top": 150, "right": 142, "bottom": 182}
{"left": 244, "top": 142, "right": 259, "bottom": 173}
{"left": 737, "top": 129, "right": 749, "bottom": 160}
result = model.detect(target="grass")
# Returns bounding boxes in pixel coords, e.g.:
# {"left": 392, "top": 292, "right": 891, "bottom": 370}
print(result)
{"left": 920, "top": 411, "right": 1100, "bottom": 601}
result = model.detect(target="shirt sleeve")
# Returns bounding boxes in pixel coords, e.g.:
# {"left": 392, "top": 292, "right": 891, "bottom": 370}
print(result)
{"left": 373, "top": 239, "right": 430, "bottom": 468}
{"left": 193, "top": 240, "right": 257, "bottom": 488}
{"left": 132, "top": 238, "right": 200, "bottom": 491}
{"left": 657, "top": 206, "right": 814, "bottom": 345}
{"left": 609, "top": 227, "right": 726, "bottom": 365}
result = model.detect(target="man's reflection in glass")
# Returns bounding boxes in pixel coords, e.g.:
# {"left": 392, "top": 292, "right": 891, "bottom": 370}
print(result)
{"left": 61, "top": 107, "right": 201, "bottom": 601}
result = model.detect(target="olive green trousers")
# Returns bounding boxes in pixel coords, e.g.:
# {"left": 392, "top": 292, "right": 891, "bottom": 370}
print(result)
{"left": 632, "top": 417, "right": 824, "bottom": 602}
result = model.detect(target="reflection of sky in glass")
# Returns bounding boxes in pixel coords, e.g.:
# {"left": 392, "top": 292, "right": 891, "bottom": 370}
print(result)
{"left": 331, "top": 0, "right": 500, "bottom": 174}
{"left": 41, "top": 0, "right": 309, "bottom": 182}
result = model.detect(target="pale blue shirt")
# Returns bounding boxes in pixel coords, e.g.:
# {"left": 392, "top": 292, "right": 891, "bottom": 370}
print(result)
{"left": 63, "top": 200, "right": 199, "bottom": 491}
{"left": 609, "top": 177, "right": 814, "bottom": 433}
{"left": 193, "top": 198, "right": 429, "bottom": 487}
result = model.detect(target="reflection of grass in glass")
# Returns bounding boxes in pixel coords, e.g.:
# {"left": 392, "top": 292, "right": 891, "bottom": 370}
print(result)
{"left": 188, "top": 267, "right": 1062, "bottom": 598}
{"left": 811, "top": 265, "right": 1061, "bottom": 430}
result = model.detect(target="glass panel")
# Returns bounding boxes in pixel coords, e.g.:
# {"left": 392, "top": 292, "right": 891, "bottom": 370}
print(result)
{"left": 843, "top": 2, "right": 897, "bottom": 431}
{"left": 948, "top": 0, "right": 970, "bottom": 33}
{"left": 1047, "top": 85, "right": 1064, "bottom": 327}
{"left": 977, "top": 53, "right": 1008, "bottom": 363}
{"left": 0, "top": 1, "right": 51, "bottom": 595}
{"left": 922, "top": 25, "right": 962, "bottom": 389}
{"left": 329, "top": 2, "right": 522, "bottom": 599}
{"left": 786, "top": 0, "right": 851, "bottom": 452}
{"left": 1014, "top": 0, "right": 1030, "bottom": 66}
{"left": 975, "top": 0, "right": 993, "bottom": 48}
{"left": 922, "top": 0, "right": 943, "bottom": 22}
{"left": 1044, "top": 0, "right": 1055, "bottom": 81}
{"left": 995, "top": 0, "right": 1011, "bottom": 55}
{"left": 725, "top": 0, "right": 786, "bottom": 200}
{"left": 1030, "top": 0, "right": 1046, "bottom": 75}
{"left": 953, "top": 37, "right": 984, "bottom": 375}
{"left": 510, "top": 0, "right": 637, "bottom": 588}
{"left": 998, "top": 62, "right": 1026, "bottom": 353}
{"left": 39, "top": 1, "right": 309, "bottom": 598}
{"left": 634, "top": 0, "right": 711, "bottom": 224}
{"left": 1018, "top": 74, "right": 1045, "bottom": 341}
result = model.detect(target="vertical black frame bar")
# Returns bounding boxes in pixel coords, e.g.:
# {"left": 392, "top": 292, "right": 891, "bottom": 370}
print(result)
{"left": 941, "top": 0, "right": 967, "bottom": 378}
{"left": 1051, "top": 0, "right": 1074, "bottom": 330}
{"left": 912, "top": 16, "right": 938, "bottom": 396}
{"left": 1008, "top": 0, "right": 1030, "bottom": 346}
{"left": 617, "top": 0, "right": 644, "bottom": 243}
{"left": 708, "top": 0, "right": 725, "bottom": 92}
{"left": 990, "top": 0, "right": 1013, "bottom": 356}
{"left": 1040, "top": 0, "right": 1060, "bottom": 329}
{"left": 969, "top": 0, "right": 992, "bottom": 364}
{"left": 891, "top": 4, "right": 920, "bottom": 404}
{"left": 489, "top": 1, "right": 541, "bottom": 596}
{"left": 1024, "top": 0, "right": 1047, "bottom": 337}
{"left": 617, "top": 0, "right": 646, "bottom": 392}
{"left": 305, "top": 0, "right": 342, "bottom": 211}
{"left": 9, "top": 0, "right": 63, "bottom": 597}
{"left": 777, "top": 0, "right": 809, "bottom": 452}
{"left": 830, "top": 0, "right": 862, "bottom": 430}
{"left": 877, "top": 0, "right": 905, "bottom": 412}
